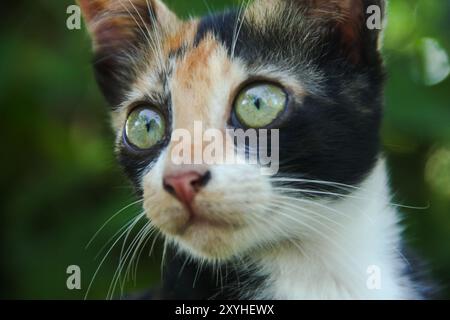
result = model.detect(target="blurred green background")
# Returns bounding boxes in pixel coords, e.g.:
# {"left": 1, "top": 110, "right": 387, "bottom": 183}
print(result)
{"left": 0, "top": 0, "right": 449, "bottom": 299}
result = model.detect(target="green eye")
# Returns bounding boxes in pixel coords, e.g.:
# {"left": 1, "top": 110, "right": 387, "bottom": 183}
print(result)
{"left": 125, "top": 107, "right": 166, "bottom": 150}
{"left": 234, "top": 83, "right": 287, "bottom": 128}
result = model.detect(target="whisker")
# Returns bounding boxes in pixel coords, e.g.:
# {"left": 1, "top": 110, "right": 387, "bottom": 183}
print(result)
{"left": 271, "top": 177, "right": 362, "bottom": 192}
{"left": 127, "top": 0, "right": 164, "bottom": 66}
{"left": 177, "top": 255, "right": 191, "bottom": 280}
{"left": 231, "top": 0, "right": 250, "bottom": 60}
{"left": 266, "top": 203, "right": 365, "bottom": 281}
{"left": 148, "top": 230, "right": 161, "bottom": 258}
{"left": 94, "top": 214, "right": 142, "bottom": 260}
{"left": 84, "top": 212, "right": 145, "bottom": 300}
{"left": 86, "top": 199, "right": 143, "bottom": 250}
{"left": 247, "top": 206, "right": 312, "bottom": 261}
{"left": 145, "top": 0, "right": 166, "bottom": 66}
{"left": 273, "top": 186, "right": 429, "bottom": 210}
{"left": 132, "top": 227, "right": 159, "bottom": 283}
{"left": 270, "top": 198, "right": 347, "bottom": 230}
{"left": 108, "top": 220, "right": 151, "bottom": 299}
{"left": 160, "top": 237, "right": 169, "bottom": 281}
{"left": 125, "top": 225, "right": 156, "bottom": 286}
{"left": 121, "top": 223, "right": 154, "bottom": 292}
{"left": 273, "top": 194, "right": 352, "bottom": 221}
{"left": 201, "top": 0, "right": 214, "bottom": 16}
{"left": 193, "top": 258, "right": 205, "bottom": 289}
{"left": 118, "top": 0, "right": 152, "bottom": 47}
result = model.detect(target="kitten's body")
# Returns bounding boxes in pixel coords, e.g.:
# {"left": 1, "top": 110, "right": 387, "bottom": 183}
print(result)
{"left": 79, "top": 0, "right": 428, "bottom": 299}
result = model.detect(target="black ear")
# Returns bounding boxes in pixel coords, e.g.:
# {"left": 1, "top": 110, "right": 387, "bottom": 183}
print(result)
{"left": 249, "top": 0, "right": 386, "bottom": 65}
{"left": 299, "top": 0, "right": 386, "bottom": 64}
{"left": 78, "top": 0, "right": 179, "bottom": 106}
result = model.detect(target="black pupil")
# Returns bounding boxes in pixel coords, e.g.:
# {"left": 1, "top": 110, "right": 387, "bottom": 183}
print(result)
{"left": 145, "top": 119, "right": 153, "bottom": 132}
{"left": 254, "top": 97, "right": 261, "bottom": 110}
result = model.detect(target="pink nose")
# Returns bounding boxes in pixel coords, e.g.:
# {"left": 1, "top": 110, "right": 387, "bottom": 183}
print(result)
{"left": 163, "top": 171, "right": 211, "bottom": 207}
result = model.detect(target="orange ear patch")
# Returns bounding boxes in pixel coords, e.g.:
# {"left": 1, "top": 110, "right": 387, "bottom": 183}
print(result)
{"left": 77, "top": 0, "right": 109, "bottom": 22}
{"left": 77, "top": 0, "right": 180, "bottom": 51}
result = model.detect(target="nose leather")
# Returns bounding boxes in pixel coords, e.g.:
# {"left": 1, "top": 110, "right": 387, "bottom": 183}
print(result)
{"left": 163, "top": 171, "right": 211, "bottom": 207}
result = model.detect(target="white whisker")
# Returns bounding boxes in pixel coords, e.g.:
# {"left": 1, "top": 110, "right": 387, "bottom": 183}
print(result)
{"left": 86, "top": 199, "right": 143, "bottom": 250}
{"left": 84, "top": 211, "right": 145, "bottom": 300}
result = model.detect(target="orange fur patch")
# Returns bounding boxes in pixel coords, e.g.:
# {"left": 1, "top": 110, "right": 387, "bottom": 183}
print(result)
{"left": 163, "top": 21, "right": 199, "bottom": 55}
{"left": 175, "top": 35, "right": 219, "bottom": 90}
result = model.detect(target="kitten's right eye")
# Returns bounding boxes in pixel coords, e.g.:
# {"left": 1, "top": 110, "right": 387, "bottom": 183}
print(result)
{"left": 124, "top": 107, "right": 166, "bottom": 150}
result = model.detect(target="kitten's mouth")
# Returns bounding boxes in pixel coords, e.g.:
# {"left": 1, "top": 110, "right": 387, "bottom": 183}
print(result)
{"left": 153, "top": 200, "right": 245, "bottom": 238}
{"left": 178, "top": 205, "right": 239, "bottom": 234}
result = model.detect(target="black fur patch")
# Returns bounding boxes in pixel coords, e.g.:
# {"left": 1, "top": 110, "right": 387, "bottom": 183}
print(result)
{"left": 194, "top": 9, "right": 239, "bottom": 49}
{"left": 93, "top": 51, "right": 137, "bottom": 107}
{"left": 156, "top": 247, "right": 265, "bottom": 300}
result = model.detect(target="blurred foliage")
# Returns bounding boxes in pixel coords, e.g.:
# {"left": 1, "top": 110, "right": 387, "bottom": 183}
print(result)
{"left": 0, "top": 0, "right": 449, "bottom": 299}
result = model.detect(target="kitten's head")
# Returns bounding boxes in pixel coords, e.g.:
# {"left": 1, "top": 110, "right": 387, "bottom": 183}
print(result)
{"left": 79, "top": 0, "right": 385, "bottom": 261}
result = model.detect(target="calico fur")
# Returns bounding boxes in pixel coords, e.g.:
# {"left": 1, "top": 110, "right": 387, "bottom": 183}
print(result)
{"left": 79, "top": 0, "right": 429, "bottom": 299}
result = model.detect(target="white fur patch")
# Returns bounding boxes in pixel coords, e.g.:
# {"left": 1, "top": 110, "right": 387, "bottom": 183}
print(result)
{"left": 250, "top": 159, "right": 419, "bottom": 299}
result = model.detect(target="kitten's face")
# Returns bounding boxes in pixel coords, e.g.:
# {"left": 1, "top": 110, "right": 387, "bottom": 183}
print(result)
{"left": 79, "top": 0, "right": 385, "bottom": 261}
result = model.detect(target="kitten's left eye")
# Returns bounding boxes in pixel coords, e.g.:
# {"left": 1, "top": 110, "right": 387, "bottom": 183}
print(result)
{"left": 125, "top": 107, "right": 166, "bottom": 150}
{"left": 234, "top": 83, "right": 287, "bottom": 128}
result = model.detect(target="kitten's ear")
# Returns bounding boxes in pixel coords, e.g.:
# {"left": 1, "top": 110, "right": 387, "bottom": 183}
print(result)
{"left": 250, "top": 0, "right": 386, "bottom": 65}
{"left": 77, "top": 0, "right": 179, "bottom": 105}
{"left": 303, "top": 0, "right": 386, "bottom": 64}
{"left": 78, "top": 0, "right": 178, "bottom": 50}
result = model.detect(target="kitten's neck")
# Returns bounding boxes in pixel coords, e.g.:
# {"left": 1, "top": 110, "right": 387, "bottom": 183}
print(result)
{"left": 249, "top": 159, "right": 417, "bottom": 299}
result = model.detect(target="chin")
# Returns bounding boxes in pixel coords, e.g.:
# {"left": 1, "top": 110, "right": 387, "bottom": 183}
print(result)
{"left": 174, "top": 222, "right": 260, "bottom": 261}
{"left": 147, "top": 206, "right": 257, "bottom": 261}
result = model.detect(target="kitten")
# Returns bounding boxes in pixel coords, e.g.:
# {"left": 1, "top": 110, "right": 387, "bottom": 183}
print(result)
{"left": 79, "top": 0, "right": 426, "bottom": 299}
